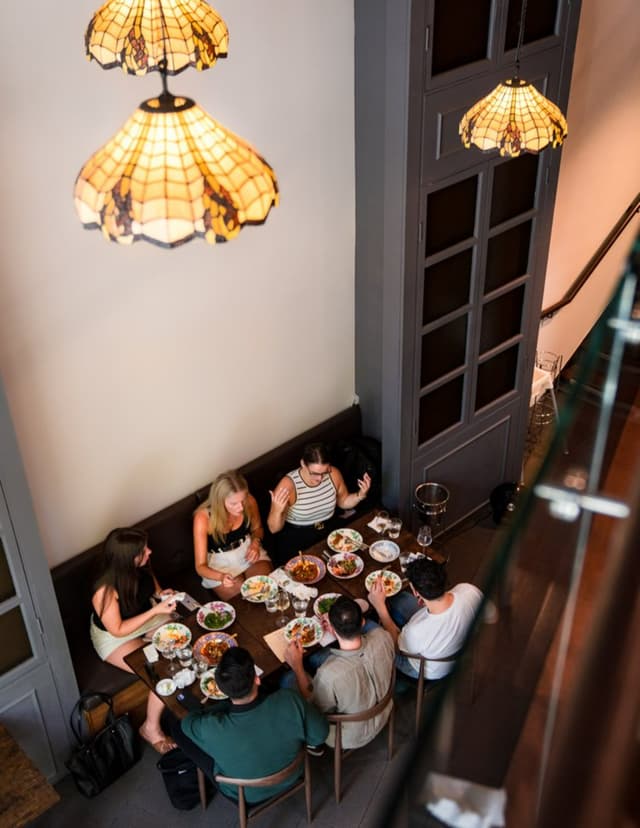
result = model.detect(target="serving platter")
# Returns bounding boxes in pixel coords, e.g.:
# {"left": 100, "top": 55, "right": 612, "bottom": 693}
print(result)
{"left": 326, "top": 552, "right": 364, "bottom": 579}
{"left": 283, "top": 617, "right": 323, "bottom": 647}
{"left": 327, "top": 529, "right": 363, "bottom": 554}
{"left": 284, "top": 555, "right": 326, "bottom": 584}
{"left": 364, "top": 569, "right": 402, "bottom": 597}
{"left": 196, "top": 601, "right": 236, "bottom": 631}
{"left": 240, "top": 575, "right": 278, "bottom": 603}
{"left": 193, "top": 632, "right": 237, "bottom": 666}
{"left": 152, "top": 622, "right": 191, "bottom": 651}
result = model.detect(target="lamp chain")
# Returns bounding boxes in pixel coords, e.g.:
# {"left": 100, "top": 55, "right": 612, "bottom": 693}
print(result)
{"left": 515, "top": 0, "right": 529, "bottom": 77}
{"left": 158, "top": 0, "right": 170, "bottom": 99}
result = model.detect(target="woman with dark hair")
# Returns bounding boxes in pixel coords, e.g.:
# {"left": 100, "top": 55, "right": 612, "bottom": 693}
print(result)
{"left": 267, "top": 442, "right": 371, "bottom": 564}
{"left": 90, "top": 527, "right": 178, "bottom": 753}
{"left": 193, "top": 470, "right": 272, "bottom": 600}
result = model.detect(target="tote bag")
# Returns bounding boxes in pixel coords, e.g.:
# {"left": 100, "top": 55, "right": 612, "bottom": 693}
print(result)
{"left": 65, "top": 691, "right": 141, "bottom": 797}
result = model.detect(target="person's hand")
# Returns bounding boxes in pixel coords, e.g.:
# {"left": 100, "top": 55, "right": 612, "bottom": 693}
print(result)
{"left": 368, "top": 576, "right": 387, "bottom": 613}
{"left": 246, "top": 540, "right": 261, "bottom": 564}
{"left": 154, "top": 596, "right": 176, "bottom": 614}
{"left": 221, "top": 574, "right": 239, "bottom": 589}
{"left": 269, "top": 487, "right": 290, "bottom": 514}
{"left": 284, "top": 639, "right": 304, "bottom": 669}
{"left": 357, "top": 472, "right": 372, "bottom": 499}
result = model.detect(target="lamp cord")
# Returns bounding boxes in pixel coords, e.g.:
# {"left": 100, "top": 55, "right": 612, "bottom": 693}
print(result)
{"left": 515, "top": 0, "right": 528, "bottom": 77}
{"left": 158, "top": 0, "right": 170, "bottom": 100}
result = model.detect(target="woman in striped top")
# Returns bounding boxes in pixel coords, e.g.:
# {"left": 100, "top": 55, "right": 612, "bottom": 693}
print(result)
{"left": 267, "top": 442, "right": 371, "bottom": 565}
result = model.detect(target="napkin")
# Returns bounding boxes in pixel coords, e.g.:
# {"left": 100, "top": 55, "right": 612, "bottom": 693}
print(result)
{"left": 271, "top": 568, "right": 318, "bottom": 599}
{"left": 263, "top": 628, "right": 288, "bottom": 662}
{"left": 367, "top": 516, "right": 388, "bottom": 533}
{"left": 424, "top": 773, "right": 506, "bottom": 828}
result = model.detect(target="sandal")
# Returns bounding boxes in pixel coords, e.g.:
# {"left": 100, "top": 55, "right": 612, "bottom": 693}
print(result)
{"left": 149, "top": 738, "right": 176, "bottom": 755}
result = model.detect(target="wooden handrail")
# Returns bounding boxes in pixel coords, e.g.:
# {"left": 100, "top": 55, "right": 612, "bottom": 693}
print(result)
{"left": 540, "top": 192, "right": 640, "bottom": 320}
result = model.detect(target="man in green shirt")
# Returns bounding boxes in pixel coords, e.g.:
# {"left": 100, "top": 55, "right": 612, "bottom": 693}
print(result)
{"left": 178, "top": 647, "right": 328, "bottom": 804}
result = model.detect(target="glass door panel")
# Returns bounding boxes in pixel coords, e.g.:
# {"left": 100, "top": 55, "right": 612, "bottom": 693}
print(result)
{"left": 480, "top": 285, "right": 526, "bottom": 353}
{"left": 421, "top": 316, "right": 468, "bottom": 387}
{"left": 475, "top": 344, "right": 519, "bottom": 410}
{"left": 0, "top": 538, "right": 16, "bottom": 602}
{"left": 505, "top": 0, "right": 559, "bottom": 50}
{"left": 432, "top": 0, "right": 492, "bottom": 75}
{"left": 485, "top": 221, "right": 532, "bottom": 292}
{"left": 490, "top": 154, "right": 538, "bottom": 226}
{"left": 419, "top": 376, "right": 464, "bottom": 444}
{"left": 423, "top": 249, "right": 473, "bottom": 324}
{"left": 0, "top": 606, "right": 33, "bottom": 674}
{"left": 426, "top": 175, "right": 478, "bottom": 255}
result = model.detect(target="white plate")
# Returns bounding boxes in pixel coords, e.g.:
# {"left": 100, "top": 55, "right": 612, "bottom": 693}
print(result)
{"left": 327, "top": 529, "right": 363, "bottom": 554}
{"left": 313, "top": 592, "right": 342, "bottom": 617}
{"left": 284, "top": 617, "right": 324, "bottom": 647}
{"left": 155, "top": 678, "right": 176, "bottom": 697}
{"left": 240, "top": 575, "right": 278, "bottom": 603}
{"left": 200, "top": 669, "right": 228, "bottom": 700}
{"left": 326, "top": 552, "right": 364, "bottom": 579}
{"left": 369, "top": 540, "right": 400, "bottom": 563}
{"left": 196, "top": 601, "right": 236, "bottom": 631}
{"left": 365, "top": 569, "right": 402, "bottom": 596}
{"left": 152, "top": 622, "right": 192, "bottom": 651}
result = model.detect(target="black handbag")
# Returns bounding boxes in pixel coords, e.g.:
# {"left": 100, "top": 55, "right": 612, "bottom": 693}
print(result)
{"left": 65, "top": 691, "right": 141, "bottom": 798}
{"left": 157, "top": 747, "right": 205, "bottom": 810}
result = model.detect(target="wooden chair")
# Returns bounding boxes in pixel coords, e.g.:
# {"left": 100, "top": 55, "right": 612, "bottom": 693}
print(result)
{"left": 325, "top": 666, "right": 396, "bottom": 803}
{"left": 209, "top": 747, "right": 312, "bottom": 828}
{"left": 397, "top": 649, "right": 463, "bottom": 734}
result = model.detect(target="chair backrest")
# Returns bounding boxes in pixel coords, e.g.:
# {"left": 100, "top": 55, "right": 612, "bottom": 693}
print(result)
{"left": 326, "top": 665, "right": 396, "bottom": 726}
{"left": 214, "top": 747, "right": 305, "bottom": 789}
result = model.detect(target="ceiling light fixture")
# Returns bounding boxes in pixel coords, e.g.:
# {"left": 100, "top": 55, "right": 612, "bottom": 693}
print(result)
{"left": 459, "top": 0, "right": 568, "bottom": 158}
{"left": 85, "top": 0, "right": 229, "bottom": 75}
{"left": 76, "top": 1, "right": 278, "bottom": 248}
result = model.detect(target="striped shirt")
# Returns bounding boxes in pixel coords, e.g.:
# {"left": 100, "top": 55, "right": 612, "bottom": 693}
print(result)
{"left": 285, "top": 468, "right": 337, "bottom": 526}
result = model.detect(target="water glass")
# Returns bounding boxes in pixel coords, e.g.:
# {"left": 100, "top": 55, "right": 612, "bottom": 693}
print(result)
{"left": 265, "top": 595, "right": 279, "bottom": 614}
{"left": 388, "top": 518, "right": 402, "bottom": 539}
{"left": 292, "top": 596, "right": 309, "bottom": 618}
{"left": 399, "top": 552, "right": 410, "bottom": 574}
{"left": 376, "top": 509, "right": 389, "bottom": 531}
{"left": 417, "top": 525, "right": 432, "bottom": 549}
{"left": 176, "top": 646, "right": 193, "bottom": 668}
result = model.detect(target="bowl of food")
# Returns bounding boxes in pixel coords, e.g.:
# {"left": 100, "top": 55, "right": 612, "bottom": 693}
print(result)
{"left": 313, "top": 592, "right": 342, "bottom": 617}
{"left": 283, "top": 617, "right": 323, "bottom": 647}
{"left": 200, "top": 669, "right": 228, "bottom": 700}
{"left": 364, "top": 569, "right": 402, "bottom": 596}
{"left": 369, "top": 540, "right": 400, "bottom": 563}
{"left": 284, "top": 555, "right": 326, "bottom": 584}
{"left": 327, "top": 529, "right": 363, "bottom": 554}
{"left": 196, "top": 601, "right": 236, "bottom": 631}
{"left": 193, "top": 632, "right": 237, "bottom": 666}
{"left": 240, "top": 576, "right": 278, "bottom": 603}
{"left": 152, "top": 622, "right": 191, "bottom": 651}
{"left": 326, "top": 552, "right": 364, "bottom": 579}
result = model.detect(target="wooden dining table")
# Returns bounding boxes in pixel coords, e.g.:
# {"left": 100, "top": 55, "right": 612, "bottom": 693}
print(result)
{"left": 124, "top": 509, "right": 445, "bottom": 718}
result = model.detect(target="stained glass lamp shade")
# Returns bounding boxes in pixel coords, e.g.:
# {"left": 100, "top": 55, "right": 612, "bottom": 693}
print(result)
{"left": 74, "top": 94, "right": 279, "bottom": 247}
{"left": 85, "top": 0, "right": 229, "bottom": 75}
{"left": 459, "top": 78, "right": 568, "bottom": 158}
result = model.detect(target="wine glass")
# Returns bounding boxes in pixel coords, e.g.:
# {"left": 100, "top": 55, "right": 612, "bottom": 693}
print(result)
{"left": 159, "top": 642, "right": 178, "bottom": 676}
{"left": 275, "top": 589, "right": 291, "bottom": 628}
{"left": 417, "top": 525, "right": 432, "bottom": 552}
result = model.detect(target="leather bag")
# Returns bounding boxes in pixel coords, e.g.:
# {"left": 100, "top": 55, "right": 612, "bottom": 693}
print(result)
{"left": 65, "top": 691, "right": 141, "bottom": 798}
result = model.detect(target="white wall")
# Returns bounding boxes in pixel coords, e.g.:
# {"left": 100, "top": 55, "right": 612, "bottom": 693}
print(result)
{"left": 538, "top": 0, "right": 640, "bottom": 362}
{"left": 0, "top": 2, "right": 355, "bottom": 566}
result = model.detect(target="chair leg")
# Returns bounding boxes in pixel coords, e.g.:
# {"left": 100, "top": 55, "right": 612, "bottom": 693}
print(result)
{"left": 415, "top": 672, "right": 425, "bottom": 734}
{"left": 196, "top": 767, "right": 207, "bottom": 810}
{"left": 334, "top": 724, "right": 342, "bottom": 804}
{"left": 238, "top": 787, "right": 247, "bottom": 828}
{"left": 304, "top": 752, "right": 312, "bottom": 824}
{"left": 387, "top": 707, "right": 395, "bottom": 759}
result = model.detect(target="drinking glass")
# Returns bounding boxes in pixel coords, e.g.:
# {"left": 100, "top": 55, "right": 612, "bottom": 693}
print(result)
{"left": 292, "top": 596, "right": 309, "bottom": 618}
{"left": 159, "top": 643, "right": 178, "bottom": 676}
{"left": 193, "top": 658, "right": 208, "bottom": 677}
{"left": 176, "top": 646, "right": 193, "bottom": 668}
{"left": 276, "top": 589, "right": 291, "bottom": 627}
{"left": 265, "top": 594, "right": 279, "bottom": 614}
{"left": 388, "top": 518, "right": 402, "bottom": 539}
{"left": 399, "top": 551, "right": 410, "bottom": 574}
{"left": 417, "top": 525, "right": 432, "bottom": 550}
{"left": 376, "top": 509, "right": 389, "bottom": 531}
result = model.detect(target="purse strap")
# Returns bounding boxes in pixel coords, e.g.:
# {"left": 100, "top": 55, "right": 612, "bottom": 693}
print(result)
{"left": 69, "top": 691, "right": 115, "bottom": 745}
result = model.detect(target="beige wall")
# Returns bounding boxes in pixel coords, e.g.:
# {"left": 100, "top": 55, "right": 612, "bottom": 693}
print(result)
{"left": 0, "top": 2, "right": 355, "bottom": 566}
{"left": 538, "top": 0, "right": 640, "bottom": 362}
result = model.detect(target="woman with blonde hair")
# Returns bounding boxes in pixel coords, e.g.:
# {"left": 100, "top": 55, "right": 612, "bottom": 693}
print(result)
{"left": 194, "top": 470, "right": 272, "bottom": 599}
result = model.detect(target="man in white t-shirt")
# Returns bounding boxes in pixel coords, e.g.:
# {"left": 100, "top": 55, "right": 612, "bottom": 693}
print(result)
{"left": 369, "top": 557, "right": 495, "bottom": 680}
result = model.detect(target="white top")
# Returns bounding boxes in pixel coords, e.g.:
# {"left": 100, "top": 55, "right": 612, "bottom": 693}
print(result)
{"left": 398, "top": 583, "right": 483, "bottom": 679}
{"left": 285, "top": 468, "right": 337, "bottom": 525}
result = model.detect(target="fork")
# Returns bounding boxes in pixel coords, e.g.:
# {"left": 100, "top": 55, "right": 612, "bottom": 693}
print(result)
{"left": 338, "top": 532, "right": 369, "bottom": 551}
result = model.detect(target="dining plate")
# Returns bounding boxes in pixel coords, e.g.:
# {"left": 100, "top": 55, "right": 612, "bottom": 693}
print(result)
{"left": 283, "top": 617, "right": 324, "bottom": 648}
{"left": 365, "top": 569, "right": 402, "bottom": 597}
{"left": 240, "top": 575, "right": 278, "bottom": 603}
{"left": 152, "top": 622, "right": 192, "bottom": 651}
{"left": 200, "top": 668, "right": 228, "bottom": 700}
{"left": 326, "top": 552, "right": 364, "bottom": 579}
{"left": 284, "top": 555, "right": 326, "bottom": 584}
{"left": 369, "top": 540, "right": 400, "bottom": 563}
{"left": 313, "top": 592, "right": 342, "bottom": 617}
{"left": 155, "top": 678, "right": 176, "bottom": 697}
{"left": 196, "top": 601, "right": 236, "bottom": 631}
{"left": 193, "top": 632, "right": 238, "bottom": 666}
{"left": 327, "top": 528, "right": 363, "bottom": 554}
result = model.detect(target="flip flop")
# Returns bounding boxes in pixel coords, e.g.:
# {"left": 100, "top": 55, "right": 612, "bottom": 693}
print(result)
{"left": 148, "top": 738, "right": 176, "bottom": 755}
